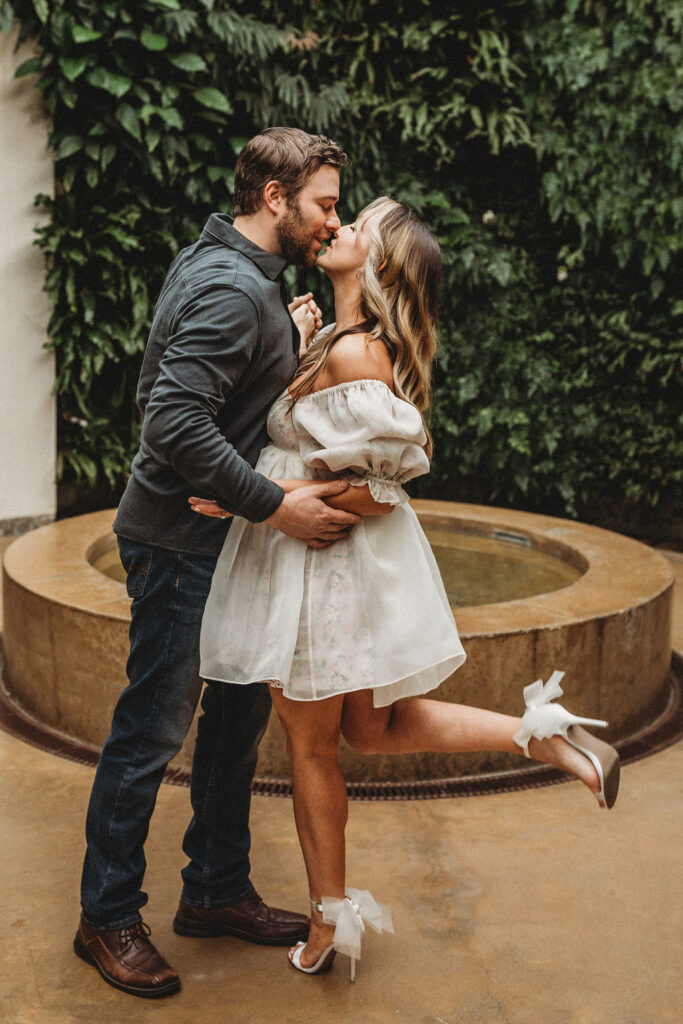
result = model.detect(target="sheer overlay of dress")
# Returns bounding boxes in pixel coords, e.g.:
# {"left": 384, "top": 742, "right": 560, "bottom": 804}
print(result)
{"left": 200, "top": 375, "right": 466, "bottom": 708}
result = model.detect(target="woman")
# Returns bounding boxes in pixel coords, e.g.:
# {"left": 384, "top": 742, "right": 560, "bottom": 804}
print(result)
{"left": 191, "top": 198, "right": 619, "bottom": 980}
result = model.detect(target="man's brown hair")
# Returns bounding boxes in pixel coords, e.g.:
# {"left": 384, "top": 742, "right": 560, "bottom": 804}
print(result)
{"left": 233, "top": 127, "right": 348, "bottom": 216}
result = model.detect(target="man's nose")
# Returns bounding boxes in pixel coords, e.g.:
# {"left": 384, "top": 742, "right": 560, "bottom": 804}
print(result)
{"left": 326, "top": 210, "right": 341, "bottom": 232}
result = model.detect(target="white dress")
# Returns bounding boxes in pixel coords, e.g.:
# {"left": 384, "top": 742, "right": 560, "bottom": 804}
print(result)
{"left": 199, "top": 378, "right": 466, "bottom": 707}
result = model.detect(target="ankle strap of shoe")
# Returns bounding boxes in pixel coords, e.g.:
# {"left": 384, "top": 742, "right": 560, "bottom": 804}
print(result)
{"left": 309, "top": 898, "right": 323, "bottom": 914}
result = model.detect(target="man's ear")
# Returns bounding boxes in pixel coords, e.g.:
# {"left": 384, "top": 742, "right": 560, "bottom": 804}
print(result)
{"left": 263, "top": 180, "right": 284, "bottom": 215}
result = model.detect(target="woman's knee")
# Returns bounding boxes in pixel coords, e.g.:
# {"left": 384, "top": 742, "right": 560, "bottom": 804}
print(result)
{"left": 288, "top": 723, "right": 341, "bottom": 761}
{"left": 271, "top": 690, "right": 343, "bottom": 759}
{"left": 341, "top": 706, "right": 385, "bottom": 753}
{"left": 279, "top": 721, "right": 339, "bottom": 760}
{"left": 341, "top": 724, "right": 382, "bottom": 755}
{"left": 341, "top": 692, "right": 389, "bottom": 754}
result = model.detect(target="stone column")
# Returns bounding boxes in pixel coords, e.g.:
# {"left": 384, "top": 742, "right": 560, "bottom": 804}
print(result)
{"left": 0, "top": 25, "right": 55, "bottom": 534}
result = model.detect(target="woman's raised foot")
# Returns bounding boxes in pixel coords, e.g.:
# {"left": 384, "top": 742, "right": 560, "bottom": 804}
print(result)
{"left": 529, "top": 732, "right": 601, "bottom": 794}
{"left": 514, "top": 672, "right": 620, "bottom": 809}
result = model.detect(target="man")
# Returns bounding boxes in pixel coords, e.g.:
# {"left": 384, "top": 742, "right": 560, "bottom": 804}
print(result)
{"left": 75, "top": 128, "right": 372, "bottom": 998}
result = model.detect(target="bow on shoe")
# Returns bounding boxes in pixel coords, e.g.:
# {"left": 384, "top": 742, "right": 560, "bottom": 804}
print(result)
{"left": 513, "top": 670, "right": 566, "bottom": 756}
{"left": 321, "top": 888, "right": 394, "bottom": 962}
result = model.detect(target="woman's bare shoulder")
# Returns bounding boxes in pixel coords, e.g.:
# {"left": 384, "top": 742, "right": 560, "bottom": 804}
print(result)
{"left": 317, "top": 332, "right": 394, "bottom": 390}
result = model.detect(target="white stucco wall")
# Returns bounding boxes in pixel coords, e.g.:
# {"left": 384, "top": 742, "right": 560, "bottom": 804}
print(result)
{"left": 0, "top": 26, "right": 55, "bottom": 531}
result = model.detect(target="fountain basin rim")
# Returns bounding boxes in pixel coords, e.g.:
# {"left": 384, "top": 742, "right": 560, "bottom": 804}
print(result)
{"left": 3, "top": 502, "right": 674, "bottom": 781}
{"left": 3, "top": 502, "right": 674, "bottom": 640}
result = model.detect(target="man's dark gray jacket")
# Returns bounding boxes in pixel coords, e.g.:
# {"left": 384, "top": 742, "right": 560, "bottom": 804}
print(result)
{"left": 114, "top": 214, "right": 299, "bottom": 556}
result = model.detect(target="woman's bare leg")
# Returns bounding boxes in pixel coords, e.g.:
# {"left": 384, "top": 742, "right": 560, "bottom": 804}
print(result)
{"left": 270, "top": 688, "right": 347, "bottom": 967}
{"left": 341, "top": 691, "right": 601, "bottom": 795}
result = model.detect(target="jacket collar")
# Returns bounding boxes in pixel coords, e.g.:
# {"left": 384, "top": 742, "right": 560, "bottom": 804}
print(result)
{"left": 200, "top": 213, "right": 287, "bottom": 280}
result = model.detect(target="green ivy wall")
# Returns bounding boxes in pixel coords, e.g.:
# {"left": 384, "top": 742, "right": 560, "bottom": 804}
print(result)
{"left": 2, "top": 0, "right": 681, "bottom": 538}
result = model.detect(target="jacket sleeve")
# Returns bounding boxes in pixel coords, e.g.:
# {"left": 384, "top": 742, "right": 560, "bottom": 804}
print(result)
{"left": 140, "top": 283, "right": 285, "bottom": 521}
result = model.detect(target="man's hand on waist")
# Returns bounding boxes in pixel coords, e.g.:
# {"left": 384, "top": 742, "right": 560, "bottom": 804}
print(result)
{"left": 266, "top": 480, "right": 361, "bottom": 549}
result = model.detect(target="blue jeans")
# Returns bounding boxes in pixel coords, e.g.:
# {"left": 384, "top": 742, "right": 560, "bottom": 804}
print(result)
{"left": 80, "top": 537, "right": 272, "bottom": 929}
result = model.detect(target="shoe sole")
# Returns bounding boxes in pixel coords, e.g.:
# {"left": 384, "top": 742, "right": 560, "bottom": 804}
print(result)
{"left": 73, "top": 932, "right": 181, "bottom": 999}
{"left": 172, "top": 916, "right": 309, "bottom": 946}
{"left": 567, "top": 725, "right": 621, "bottom": 809}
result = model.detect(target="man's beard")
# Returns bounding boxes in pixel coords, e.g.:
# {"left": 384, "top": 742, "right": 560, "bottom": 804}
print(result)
{"left": 275, "top": 197, "right": 317, "bottom": 267}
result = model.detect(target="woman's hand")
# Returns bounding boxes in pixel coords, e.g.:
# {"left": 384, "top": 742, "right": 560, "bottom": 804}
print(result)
{"left": 289, "top": 292, "right": 323, "bottom": 356}
{"left": 188, "top": 497, "right": 232, "bottom": 519}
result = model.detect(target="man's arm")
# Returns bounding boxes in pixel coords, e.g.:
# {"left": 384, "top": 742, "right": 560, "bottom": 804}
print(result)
{"left": 190, "top": 478, "right": 391, "bottom": 519}
{"left": 143, "top": 286, "right": 360, "bottom": 542}
{"left": 189, "top": 478, "right": 362, "bottom": 549}
{"left": 142, "top": 286, "right": 285, "bottom": 521}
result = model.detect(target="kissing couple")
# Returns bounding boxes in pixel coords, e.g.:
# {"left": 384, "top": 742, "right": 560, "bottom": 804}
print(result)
{"left": 75, "top": 127, "right": 620, "bottom": 997}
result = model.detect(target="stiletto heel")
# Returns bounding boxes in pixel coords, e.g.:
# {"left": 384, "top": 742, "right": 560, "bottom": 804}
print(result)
{"left": 514, "top": 671, "right": 620, "bottom": 809}
{"left": 288, "top": 891, "right": 393, "bottom": 981}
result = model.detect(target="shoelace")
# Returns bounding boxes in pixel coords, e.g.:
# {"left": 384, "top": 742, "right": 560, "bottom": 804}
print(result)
{"left": 118, "top": 921, "right": 152, "bottom": 950}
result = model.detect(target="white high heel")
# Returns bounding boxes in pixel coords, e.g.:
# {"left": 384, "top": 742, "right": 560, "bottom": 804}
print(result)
{"left": 288, "top": 938, "right": 336, "bottom": 975}
{"left": 513, "top": 671, "right": 620, "bottom": 809}
{"left": 289, "top": 891, "right": 393, "bottom": 981}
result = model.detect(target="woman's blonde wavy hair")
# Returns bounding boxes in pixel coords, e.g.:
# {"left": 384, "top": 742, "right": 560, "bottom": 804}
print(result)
{"left": 289, "top": 197, "right": 442, "bottom": 457}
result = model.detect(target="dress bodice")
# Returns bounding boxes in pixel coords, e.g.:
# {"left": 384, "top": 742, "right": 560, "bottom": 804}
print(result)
{"left": 263, "top": 378, "right": 430, "bottom": 503}
{"left": 266, "top": 391, "right": 298, "bottom": 452}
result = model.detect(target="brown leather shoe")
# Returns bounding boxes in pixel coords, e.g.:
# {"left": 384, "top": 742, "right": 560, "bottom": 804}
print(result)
{"left": 74, "top": 918, "right": 181, "bottom": 998}
{"left": 173, "top": 893, "right": 309, "bottom": 946}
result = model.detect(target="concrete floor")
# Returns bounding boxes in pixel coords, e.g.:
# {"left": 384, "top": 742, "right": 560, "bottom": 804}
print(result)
{"left": 2, "top": 537, "right": 682, "bottom": 1024}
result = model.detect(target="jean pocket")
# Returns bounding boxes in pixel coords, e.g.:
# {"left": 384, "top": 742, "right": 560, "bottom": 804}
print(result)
{"left": 118, "top": 541, "right": 154, "bottom": 599}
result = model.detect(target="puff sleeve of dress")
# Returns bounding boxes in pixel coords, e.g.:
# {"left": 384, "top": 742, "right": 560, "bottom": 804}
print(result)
{"left": 289, "top": 379, "right": 430, "bottom": 505}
